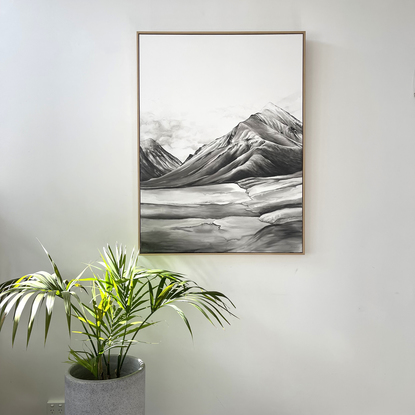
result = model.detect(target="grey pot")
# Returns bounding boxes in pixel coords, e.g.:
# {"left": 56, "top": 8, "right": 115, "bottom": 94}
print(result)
{"left": 65, "top": 355, "right": 145, "bottom": 415}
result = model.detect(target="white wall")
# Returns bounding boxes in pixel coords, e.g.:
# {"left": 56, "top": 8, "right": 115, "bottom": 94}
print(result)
{"left": 1, "top": 0, "right": 415, "bottom": 414}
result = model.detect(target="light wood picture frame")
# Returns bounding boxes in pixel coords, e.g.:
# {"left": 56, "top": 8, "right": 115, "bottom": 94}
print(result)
{"left": 137, "top": 32, "right": 305, "bottom": 254}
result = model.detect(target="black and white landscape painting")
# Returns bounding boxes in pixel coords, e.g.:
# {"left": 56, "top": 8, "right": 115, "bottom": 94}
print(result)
{"left": 138, "top": 33, "right": 304, "bottom": 253}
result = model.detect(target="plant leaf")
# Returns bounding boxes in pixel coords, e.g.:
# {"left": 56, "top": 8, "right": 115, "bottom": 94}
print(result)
{"left": 44, "top": 291, "right": 56, "bottom": 344}
{"left": 27, "top": 292, "right": 45, "bottom": 347}
{"left": 167, "top": 304, "right": 193, "bottom": 338}
{"left": 38, "top": 242, "right": 64, "bottom": 284}
{"left": 62, "top": 291, "right": 72, "bottom": 335}
{"left": 12, "top": 292, "right": 34, "bottom": 345}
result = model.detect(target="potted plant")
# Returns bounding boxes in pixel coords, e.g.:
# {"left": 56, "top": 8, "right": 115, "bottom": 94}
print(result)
{"left": 0, "top": 243, "right": 235, "bottom": 415}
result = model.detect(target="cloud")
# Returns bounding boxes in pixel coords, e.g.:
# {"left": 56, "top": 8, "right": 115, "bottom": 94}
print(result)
{"left": 140, "top": 111, "right": 225, "bottom": 162}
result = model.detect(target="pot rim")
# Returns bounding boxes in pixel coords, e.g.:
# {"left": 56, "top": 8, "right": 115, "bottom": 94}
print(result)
{"left": 65, "top": 355, "right": 144, "bottom": 384}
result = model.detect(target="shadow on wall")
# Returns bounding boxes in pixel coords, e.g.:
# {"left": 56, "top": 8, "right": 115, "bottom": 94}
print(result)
{"left": 0, "top": 216, "right": 44, "bottom": 279}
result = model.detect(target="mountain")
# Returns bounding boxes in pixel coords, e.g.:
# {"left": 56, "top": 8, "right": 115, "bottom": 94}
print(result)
{"left": 141, "top": 103, "right": 303, "bottom": 189}
{"left": 140, "top": 150, "right": 165, "bottom": 182}
{"left": 254, "top": 102, "right": 302, "bottom": 144}
{"left": 140, "top": 138, "right": 182, "bottom": 182}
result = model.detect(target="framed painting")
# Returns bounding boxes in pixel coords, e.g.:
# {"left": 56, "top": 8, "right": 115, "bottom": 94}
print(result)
{"left": 137, "top": 32, "right": 305, "bottom": 254}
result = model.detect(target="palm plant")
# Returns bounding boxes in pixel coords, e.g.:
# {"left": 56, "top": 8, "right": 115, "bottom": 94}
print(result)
{"left": 0, "top": 244, "right": 235, "bottom": 380}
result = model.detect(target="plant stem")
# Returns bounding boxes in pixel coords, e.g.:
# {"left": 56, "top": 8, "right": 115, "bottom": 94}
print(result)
{"left": 119, "top": 311, "right": 154, "bottom": 370}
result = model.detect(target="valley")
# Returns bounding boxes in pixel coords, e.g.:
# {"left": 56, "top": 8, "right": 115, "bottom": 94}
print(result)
{"left": 140, "top": 174, "right": 302, "bottom": 253}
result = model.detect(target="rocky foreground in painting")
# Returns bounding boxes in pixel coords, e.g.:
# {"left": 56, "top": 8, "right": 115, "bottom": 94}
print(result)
{"left": 139, "top": 103, "right": 303, "bottom": 253}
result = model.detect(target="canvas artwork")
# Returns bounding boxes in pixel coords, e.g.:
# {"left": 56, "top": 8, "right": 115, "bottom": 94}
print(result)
{"left": 138, "top": 32, "right": 305, "bottom": 254}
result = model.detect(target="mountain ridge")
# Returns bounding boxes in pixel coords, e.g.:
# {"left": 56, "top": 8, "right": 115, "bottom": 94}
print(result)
{"left": 141, "top": 103, "right": 302, "bottom": 189}
{"left": 140, "top": 138, "right": 182, "bottom": 182}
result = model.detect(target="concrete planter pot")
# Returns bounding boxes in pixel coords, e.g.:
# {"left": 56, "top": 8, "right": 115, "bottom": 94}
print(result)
{"left": 65, "top": 355, "right": 145, "bottom": 415}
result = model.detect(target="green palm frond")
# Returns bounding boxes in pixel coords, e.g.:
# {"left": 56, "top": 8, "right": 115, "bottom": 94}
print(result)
{"left": 0, "top": 243, "right": 236, "bottom": 379}
{"left": 0, "top": 264, "right": 81, "bottom": 345}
